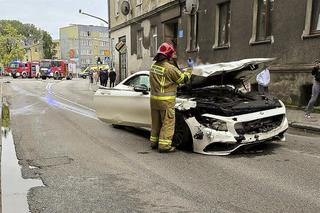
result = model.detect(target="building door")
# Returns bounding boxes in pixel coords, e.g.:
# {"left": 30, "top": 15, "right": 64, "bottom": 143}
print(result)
{"left": 118, "top": 36, "right": 127, "bottom": 82}
{"left": 163, "top": 19, "right": 178, "bottom": 46}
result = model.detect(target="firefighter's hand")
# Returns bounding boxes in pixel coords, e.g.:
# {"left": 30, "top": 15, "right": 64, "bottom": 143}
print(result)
{"left": 187, "top": 58, "right": 194, "bottom": 68}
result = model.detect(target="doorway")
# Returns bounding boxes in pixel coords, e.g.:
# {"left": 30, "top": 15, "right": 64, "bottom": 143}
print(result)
{"left": 163, "top": 19, "right": 178, "bottom": 46}
{"left": 118, "top": 36, "right": 127, "bottom": 82}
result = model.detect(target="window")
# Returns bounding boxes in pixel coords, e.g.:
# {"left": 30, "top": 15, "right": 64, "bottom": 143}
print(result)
{"left": 214, "top": 1, "right": 231, "bottom": 49}
{"left": 115, "top": 0, "right": 120, "bottom": 17}
{"left": 124, "top": 74, "right": 150, "bottom": 88}
{"left": 250, "top": 0, "right": 274, "bottom": 44}
{"left": 311, "top": 0, "right": 320, "bottom": 33}
{"left": 186, "top": 13, "right": 198, "bottom": 52}
{"left": 303, "top": 0, "right": 320, "bottom": 38}
{"left": 150, "top": 26, "right": 158, "bottom": 57}
{"left": 136, "top": 0, "right": 143, "bottom": 16}
{"left": 137, "top": 30, "right": 143, "bottom": 58}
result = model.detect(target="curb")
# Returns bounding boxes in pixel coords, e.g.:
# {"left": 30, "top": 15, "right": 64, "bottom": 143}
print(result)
{"left": 289, "top": 122, "right": 320, "bottom": 132}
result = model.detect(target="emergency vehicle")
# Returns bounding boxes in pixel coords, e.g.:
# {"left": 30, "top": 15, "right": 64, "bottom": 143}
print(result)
{"left": 5, "top": 61, "right": 40, "bottom": 78}
{"left": 39, "top": 59, "right": 72, "bottom": 80}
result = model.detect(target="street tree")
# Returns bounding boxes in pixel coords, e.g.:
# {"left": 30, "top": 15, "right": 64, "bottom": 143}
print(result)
{"left": 0, "top": 22, "right": 25, "bottom": 66}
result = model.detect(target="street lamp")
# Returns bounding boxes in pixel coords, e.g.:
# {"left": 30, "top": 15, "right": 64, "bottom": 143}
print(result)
{"left": 79, "top": 9, "right": 113, "bottom": 68}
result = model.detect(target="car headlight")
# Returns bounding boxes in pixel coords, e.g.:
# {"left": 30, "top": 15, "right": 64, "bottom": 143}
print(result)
{"left": 200, "top": 116, "right": 228, "bottom": 131}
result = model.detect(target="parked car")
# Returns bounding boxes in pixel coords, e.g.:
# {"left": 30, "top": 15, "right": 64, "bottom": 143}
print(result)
{"left": 79, "top": 64, "right": 110, "bottom": 79}
{"left": 94, "top": 58, "right": 288, "bottom": 155}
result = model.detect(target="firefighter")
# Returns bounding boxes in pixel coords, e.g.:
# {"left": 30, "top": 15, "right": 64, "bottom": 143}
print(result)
{"left": 149, "top": 42, "right": 193, "bottom": 153}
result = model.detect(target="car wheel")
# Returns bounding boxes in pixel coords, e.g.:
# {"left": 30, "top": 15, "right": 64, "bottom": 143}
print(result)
{"left": 172, "top": 112, "right": 193, "bottom": 151}
{"left": 22, "top": 72, "right": 27, "bottom": 78}
{"left": 41, "top": 76, "right": 47, "bottom": 80}
{"left": 53, "top": 72, "right": 60, "bottom": 80}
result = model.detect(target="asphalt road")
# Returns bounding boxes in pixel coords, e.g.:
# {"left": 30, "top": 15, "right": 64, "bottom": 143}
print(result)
{"left": 2, "top": 78, "right": 320, "bottom": 213}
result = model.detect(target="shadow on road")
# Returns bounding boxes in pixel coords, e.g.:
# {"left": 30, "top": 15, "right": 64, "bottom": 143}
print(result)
{"left": 230, "top": 142, "right": 282, "bottom": 158}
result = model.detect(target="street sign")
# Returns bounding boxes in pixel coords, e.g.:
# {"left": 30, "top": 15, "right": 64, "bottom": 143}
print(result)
{"left": 104, "top": 50, "right": 110, "bottom": 56}
{"left": 115, "top": 41, "right": 126, "bottom": 53}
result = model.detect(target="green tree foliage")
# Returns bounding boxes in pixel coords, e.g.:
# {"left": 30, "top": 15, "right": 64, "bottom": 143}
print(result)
{"left": 0, "top": 20, "right": 55, "bottom": 65}
{"left": 42, "top": 31, "right": 56, "bottom": 59}
{"left": 0, "top": 22, "right": 25, "bottom": 66}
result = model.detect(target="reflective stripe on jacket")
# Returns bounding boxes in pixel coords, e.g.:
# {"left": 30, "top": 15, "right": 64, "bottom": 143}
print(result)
{"left": 149, "top": 61, "right": 191, "bottom": 101}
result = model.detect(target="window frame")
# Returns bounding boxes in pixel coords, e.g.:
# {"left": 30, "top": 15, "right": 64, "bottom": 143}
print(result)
{"left": 186, "top": 12, "right": 199, "bottom": 52}
{"left": 213, "top": 1, "right": 231, "bottom": 50}
{"left": 136, "top": 0, "right": 143, "bottom": 17}
{"left": 249, "top": 0, "right": 274, "bottom": 45}
{"left": 303, "top": 0, "right": 320, "bottom": 39}
{"left": 137, "top": 29, "right": 143, "bottom": 59}
{"left": 123, "top": 74, "right": 150, "bottom": 89}
{"left": 150, "top": 26, "right": 158, "bottom": 57}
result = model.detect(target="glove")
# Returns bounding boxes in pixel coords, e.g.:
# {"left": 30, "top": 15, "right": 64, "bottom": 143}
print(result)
{"left": 187, "top": 58, "right": 194, "bottom": 68}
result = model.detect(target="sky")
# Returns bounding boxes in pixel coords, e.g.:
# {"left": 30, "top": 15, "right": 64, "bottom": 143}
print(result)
{"left": 0, "top": 0, "right": 108, "bottom": 39}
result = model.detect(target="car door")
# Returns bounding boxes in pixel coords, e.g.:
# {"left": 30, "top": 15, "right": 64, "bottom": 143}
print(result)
{"left": 94, "top": 73, "right": 151, "bottom": 128}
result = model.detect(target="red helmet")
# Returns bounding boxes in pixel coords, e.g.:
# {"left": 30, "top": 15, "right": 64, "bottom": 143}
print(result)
{"left": 157, "top": 42, "right": 176, "bottom": 59}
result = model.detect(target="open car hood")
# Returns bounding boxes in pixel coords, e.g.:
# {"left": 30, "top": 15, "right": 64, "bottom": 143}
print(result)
{"left": 188, "top": 58, "right": 275, "bottom": 88}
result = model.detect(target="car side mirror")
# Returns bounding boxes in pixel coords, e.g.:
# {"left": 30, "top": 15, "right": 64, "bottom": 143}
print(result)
{"left": 134, "top": 84, "right": 149, "bottom": 95}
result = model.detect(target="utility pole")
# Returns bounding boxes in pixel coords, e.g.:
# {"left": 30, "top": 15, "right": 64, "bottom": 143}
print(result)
{"left": 79, "top": 9, "right": 113, "bottom": 68}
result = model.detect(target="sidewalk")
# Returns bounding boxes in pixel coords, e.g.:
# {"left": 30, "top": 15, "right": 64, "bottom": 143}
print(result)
{"left": 286, "top": 108, "right": 320, "bottom": 132}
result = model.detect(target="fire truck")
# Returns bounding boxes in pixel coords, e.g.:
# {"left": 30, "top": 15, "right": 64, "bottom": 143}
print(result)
{"left": 5, "top": 61, "right": 40, "bottom": 78}
{"left": 39, "top": 59, "right": 72, "bottom": 80}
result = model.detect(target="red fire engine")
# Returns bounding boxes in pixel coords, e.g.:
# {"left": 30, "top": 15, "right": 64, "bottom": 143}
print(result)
{"left": 5, "top": 61, "right": 40, "bottom": 78}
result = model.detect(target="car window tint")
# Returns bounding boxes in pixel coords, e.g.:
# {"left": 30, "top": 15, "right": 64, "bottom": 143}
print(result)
{"left": 124, "top": 74, "right": 150, "bottom": 88}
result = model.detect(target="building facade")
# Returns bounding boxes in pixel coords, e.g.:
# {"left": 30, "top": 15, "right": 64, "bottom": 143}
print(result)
{"left": 24, "top": 42, "right": 44, "bottom": 61}
{"left": 52, "top": 39, "right": 61, "bottom": 59}
{"left": 60, "top": 24, "right": 109, "bottom": 68}
{"left": 109, "top": 0, "right": 320, "bottom": 106}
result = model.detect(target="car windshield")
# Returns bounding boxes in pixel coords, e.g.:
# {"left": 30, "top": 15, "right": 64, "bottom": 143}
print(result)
{"left": 40, "top": 61, "right": 51, "bottom": 68}
{"left": 52, "top": 61, "right": 61, "bottom": 67}
{"left": 10, "top": 63, "right": 19, "bottom": 68}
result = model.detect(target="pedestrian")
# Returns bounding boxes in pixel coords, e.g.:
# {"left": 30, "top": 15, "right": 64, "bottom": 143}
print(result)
{"left": 256, "top": 66, "right": 270, "bottom": 95}
{"left": 305, "top": 59, "right": 320, "bottom": 119}
{"left": 149, "top": 42, "right": 193, "bottom": 153}
{"left": 101, "top": 69, "right": 109, "bottom": 87}
{"left": 92, "top": 70, "right": 98, "bottom": 85}
{"left": 109, "top": 68, "right": 116, "bottom": 87}
{"left": 88, "top": 70, "right": 93, "bottom": 90}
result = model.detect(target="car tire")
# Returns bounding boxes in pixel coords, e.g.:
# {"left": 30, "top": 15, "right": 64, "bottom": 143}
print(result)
{"left": 53, "top": 72, "right": 60, "bottom": 80}
{"left": 12, "top": 75, "right": 17, "bottom": 79}
{"left": 41, "top": 76, "right": 47, "bottom": 80}
{"left": 172, "top": 112, "right": 193, "bottom": 151}
{"left": 22, "top": 72, "right": 27, "bottom": 78}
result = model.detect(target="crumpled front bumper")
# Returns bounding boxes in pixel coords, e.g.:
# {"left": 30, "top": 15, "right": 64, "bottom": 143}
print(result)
{"left": 185, "top": 103, "right": 288, "bottom": 155}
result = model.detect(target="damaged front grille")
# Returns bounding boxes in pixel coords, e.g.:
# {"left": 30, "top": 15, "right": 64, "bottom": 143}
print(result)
{"left": 235, "top": 114, "right": 284, "bottom": 135}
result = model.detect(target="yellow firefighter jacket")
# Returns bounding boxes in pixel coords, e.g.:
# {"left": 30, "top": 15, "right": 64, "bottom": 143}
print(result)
{"left": 150, "top": 60, "right": 192, "bottom": 102}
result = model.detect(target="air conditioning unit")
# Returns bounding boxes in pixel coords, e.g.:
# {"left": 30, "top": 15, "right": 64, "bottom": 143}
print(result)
{"left": 184, "top": 0, "right": 199, "bottom": 15}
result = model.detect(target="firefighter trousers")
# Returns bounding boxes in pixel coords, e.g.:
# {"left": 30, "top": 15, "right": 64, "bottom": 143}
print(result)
{"left": 150, "top": 100, "right": 175, "bottom": 151}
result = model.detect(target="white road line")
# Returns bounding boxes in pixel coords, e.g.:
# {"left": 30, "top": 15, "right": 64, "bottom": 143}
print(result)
{"left": 46, "top": 82, "right": 96, "bottom": 112}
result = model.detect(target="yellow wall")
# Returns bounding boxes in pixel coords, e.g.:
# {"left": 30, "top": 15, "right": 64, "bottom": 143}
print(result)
{"left": 24, "top": 43, "right": 44, "bottom": 61}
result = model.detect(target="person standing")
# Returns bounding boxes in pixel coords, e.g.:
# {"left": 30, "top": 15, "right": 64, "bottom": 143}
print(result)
{"left": 256, "top": 67, "right": 270, "bottom": 95}
{"left": 109, "top": 68, "right": 116, "bottom": 88}
{"left": 88, "top": 70, "right": 93, "bottom": 90}
{"left": 149, "top": 42, "right": 192, "bottom": 153}
{"left": 305, "top": 60, "right": 320, "bottom": 119}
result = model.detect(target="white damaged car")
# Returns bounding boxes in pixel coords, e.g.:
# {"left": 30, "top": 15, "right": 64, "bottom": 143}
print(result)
{"left": 94, "top": 58, "right": 288, "bottom": 155}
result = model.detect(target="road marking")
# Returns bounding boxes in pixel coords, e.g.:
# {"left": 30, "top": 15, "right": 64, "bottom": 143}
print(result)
{"left": 45, "top": 82, "right": 96, "bottom": 112}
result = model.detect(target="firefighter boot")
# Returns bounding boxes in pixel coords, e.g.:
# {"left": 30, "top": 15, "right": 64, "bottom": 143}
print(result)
{"left": 159, "top": 146, "right": 176, "bottom": 153}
